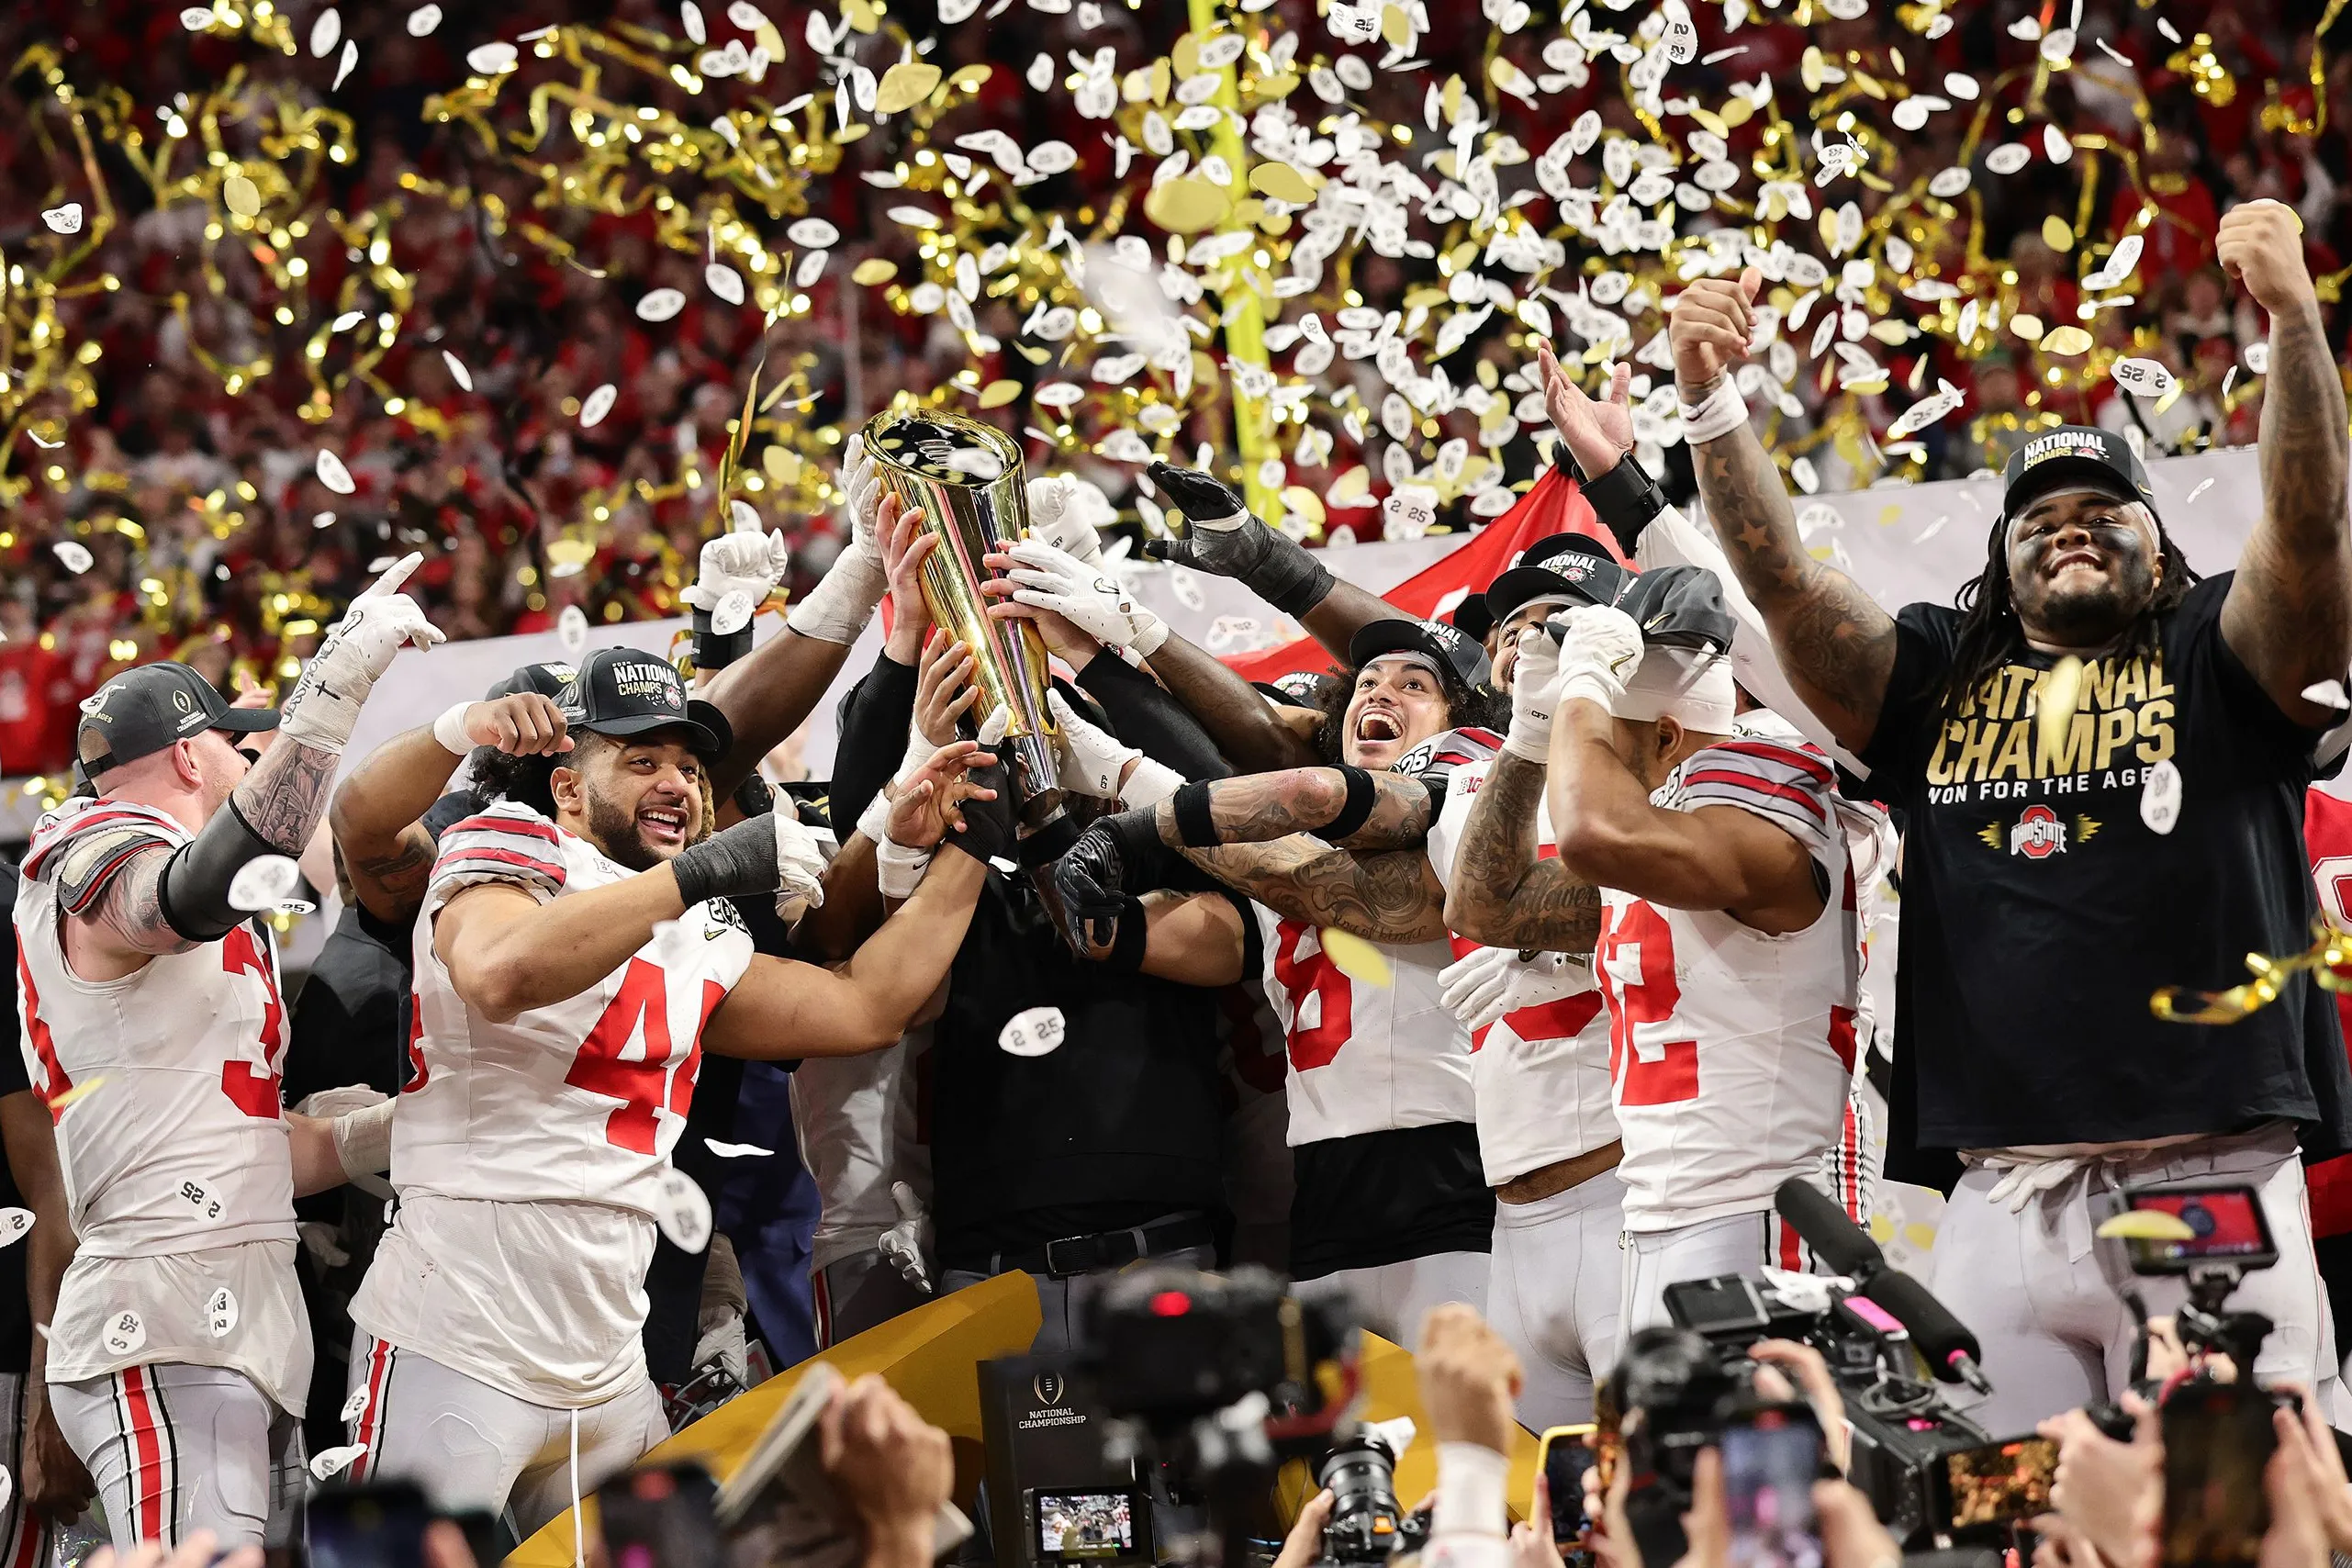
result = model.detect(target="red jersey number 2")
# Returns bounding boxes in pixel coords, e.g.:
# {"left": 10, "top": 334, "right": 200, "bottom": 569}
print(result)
{"left": 1272, "top": 920, "right": 1353, "bottom": 1072}
{"left": 565, "top": 958, "right": 725, "bottom": 1153}
{"left": 218, "top": 925, "right": 289, "bottom": 1119}
{"left": 1597, "top": 901, "right": 1699, "bottom": 1106}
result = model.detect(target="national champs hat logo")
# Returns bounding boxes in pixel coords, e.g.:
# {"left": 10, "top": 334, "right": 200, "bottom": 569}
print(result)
{"left": 610, "top": 659, "right": 684, "bottom": 710}
{"left": 1032, "top": 1371, "right": 1068, "bottom": 1407}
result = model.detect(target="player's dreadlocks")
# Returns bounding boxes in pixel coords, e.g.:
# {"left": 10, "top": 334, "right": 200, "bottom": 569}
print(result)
{"left": 1935, "top": 503, "right": 2199, "bottom": 726}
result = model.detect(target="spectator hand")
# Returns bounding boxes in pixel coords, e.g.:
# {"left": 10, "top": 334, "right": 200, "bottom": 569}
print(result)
{"left": 1438, "top": 946, "right": 1596, "bottom": 1035}
{"left": 460, "top": 691, "right": 572, "bottom": 756}
{"left": 914, "top": 632, "right": 982, "bottom": 748}
{"left": 877, "top": 1181, "right": 935, "bottom": 1294}
{"left": 1027, "top": 473, "right": 1108, "bottom": 566}
{"left": 1537, "top": 345, "right": 1635, "bottom": 479}
{"left": 1748, "top": 1339, "right": 1850, "bottom": 1474}
{"left": 1415, "top": 1303, "right": 1523, "bottom": 1455}
{"left": 2040, "top": 1396, "right": 2162, "bottom": 1568}
{"left": 1509, "top": 1473, "right": 1569, "bottom": 1568}
{"left": 884, "top": 740, "right": 1001, "bottom": 851}
{"left": 982, "top": 540, "right": 1167, "bottom": 655}
{"left": 85, "top": 1532, "right": 263, "bottom": 1568}
{"left": 819, "top": 1373, "right": 955, "bottom": 1567}
{"left": 1668, "top": 268, "right": 1762, "bottom": 397}
{"left": 681, "top": 529, "right": 791, "bottom": 615}
{"left": 2217, "top": 199, "right": 2316, "bottom": 316}
{"left": 1813, "top": 1478, "right": 1901, "bottom": 1568}
{"left": 1677, "top": 1447, "right": 1730, "bottom": 1568}
{"left": 1272, "top": 1490, "right": 1338, "bottom": 1568}
{"left": 1504, "top": 625, "right": 1565, "bottom": 762}
{"left": 279, "top": 553, "right": 447, "bottom": 756}
{"left": 2267, "top": 1389, "right": 2352, "bottom": 1560}
{"left": 1551, "top": 606, "right": 1645, "bottom": 714}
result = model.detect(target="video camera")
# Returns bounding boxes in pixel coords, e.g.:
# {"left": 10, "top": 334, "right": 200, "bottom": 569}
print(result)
{"left": 1630, "top": 1179, "right": 2025, "bottom": 1557}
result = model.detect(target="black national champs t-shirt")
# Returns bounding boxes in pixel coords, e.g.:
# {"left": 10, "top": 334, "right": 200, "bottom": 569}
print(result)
{"left": 1859, "top": 573, "right": 2352, "bottom": 1162}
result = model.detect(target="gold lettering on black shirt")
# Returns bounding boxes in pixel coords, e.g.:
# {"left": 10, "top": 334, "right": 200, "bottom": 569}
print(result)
{"left": 1925, "top": 651, "right": 2178, "bottom": 814}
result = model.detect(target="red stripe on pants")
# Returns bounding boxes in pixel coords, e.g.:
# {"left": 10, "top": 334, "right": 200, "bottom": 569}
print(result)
{"left": 355, "top": 1338, "right": 393, "bottom": 1480}
{"left": 121, "top": 1366, "right": 167, "bottom": 1542}
{"left": 812, "top": 1271, "right": 834, "bottom": 1350}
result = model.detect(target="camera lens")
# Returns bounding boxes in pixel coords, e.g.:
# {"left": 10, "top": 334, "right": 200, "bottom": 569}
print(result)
{"left": 1317, "top": 1432, "right": 1406, "bottom": 1562}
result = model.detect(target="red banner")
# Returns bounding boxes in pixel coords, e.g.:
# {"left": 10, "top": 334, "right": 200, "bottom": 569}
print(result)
{"left": 1221, "top": 466, "right": 1615, "bottom": 682}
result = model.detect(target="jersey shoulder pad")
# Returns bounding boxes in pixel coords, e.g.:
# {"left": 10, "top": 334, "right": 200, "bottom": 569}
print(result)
{"left": 1399, "top": 726, "right": 1501, "bottom": 784}
{"left": 1670, "top": 737, "right": 1839, "bottom": 858}
{"left": 22, "top": 800, "right": 186, "bottom": 918}
{"left": 428, "top": 799, "right": 568, "bottom": 904}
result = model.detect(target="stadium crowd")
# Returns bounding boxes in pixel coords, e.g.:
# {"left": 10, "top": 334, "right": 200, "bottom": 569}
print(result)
{"left": 4, "top": 0, "right": 2352, "bottom": 778}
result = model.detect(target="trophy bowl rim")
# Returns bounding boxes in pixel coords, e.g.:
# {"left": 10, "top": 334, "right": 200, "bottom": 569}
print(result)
{"left": 859, "top": 406, "right": 1023, "bottom": 484}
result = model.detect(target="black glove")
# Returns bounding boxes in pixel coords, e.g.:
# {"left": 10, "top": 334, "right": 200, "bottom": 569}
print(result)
{"left": 1573, "top": 452, "right": 1669, "bottom": 557}
{"left": 670, "top": 812, "right": 780, "bottom": 907}
{"left": 1140, "top": 461, "right": 1334, "bottom": 617}
{"left": 1051, "top": 808, "right": 1171, "bottom": 948}
{"left": 935, "top": 757, "right": 1017, "bottom": 868}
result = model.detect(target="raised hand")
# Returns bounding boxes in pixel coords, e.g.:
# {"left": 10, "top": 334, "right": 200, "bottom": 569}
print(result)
{"left": 1549, "top": 605, "right": 1646, "bottom": 713}
{"left": 680, "top": 529, "right": 791, "bottom": 617}
{"left": 278, "top": 552, "right": 447, "bottom": 755}
{"left": 1537, "top": 344, "right": 1635, "bottom": 477}
{"left": 879, "top": 494, "right": 939, "bottom": 661}
{"left": 913, "top": 630, "right": 981, "bottom": 747}
{"left": 1051, "top": 810, "right": 1169, "bottom": 949}
{"left": 2217, "top": 198, "right": 2316, "bottom": 316}
{"left": 884, "top": 739, "right": 1002, "bottom": 850}
{"left": 1668, "top": 267, "right": 1763, "bottom": 396}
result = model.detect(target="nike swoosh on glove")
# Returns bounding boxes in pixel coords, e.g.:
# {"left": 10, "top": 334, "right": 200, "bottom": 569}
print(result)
{"left": 1002, "top": 538, "right": 1167, "bottom": 655}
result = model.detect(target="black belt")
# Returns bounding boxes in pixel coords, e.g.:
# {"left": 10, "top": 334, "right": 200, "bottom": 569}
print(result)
{"left": 982, "top": 1214, "right": 1216, "bottom": 1280}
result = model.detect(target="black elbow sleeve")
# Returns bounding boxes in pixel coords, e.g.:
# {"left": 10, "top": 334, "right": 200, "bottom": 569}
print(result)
{"left": 158, "top": 798, "right": 282, "bottom": 943}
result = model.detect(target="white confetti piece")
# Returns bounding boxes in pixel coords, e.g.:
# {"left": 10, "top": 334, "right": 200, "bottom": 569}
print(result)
{"left": 309, "top": 8, "right": 341, "bottom": 58}
{"left": 2044, "top": 123, "right": 2072, "bottom": 163}
{"left": 309, "top": 1445, "right": 367, "bottom": 1482}
{"left": 2302, "top": 680, "right": 2352, "bottom": 711}
{"left": 180, "top": 1178, "right": 224, "bottom": 1221}
{"left": 711, "top": 589, "right": 756, "bottom": 636}
{"left": 788, "top": 218, "right": 840, "bottom": 249}
{"left": 181, "top": 6, "right": 213, "bottom": 28}
{"left": 580, "top": 383, "right": 617, "bottom": 428}
{"left": 331, "top": 310, "right": 364, "bottom": 330}
{"left": 1985, "top": 143, "right": 2031, "bottom": 175}
{"left": 0, "top": 1210, "right": 32, "bottom": 1248}
{"left": 2245, "top": 342, "right": 2272, "bottom": 375}
{"left": 2186, "top": 476, "right": 2217, "bottom": 505}
{"left": 313, "top": 512, "right": 336, "bottom": 530}
{"left": 207, "top": 1286, "right": 239, "bottom": 1338}
{"left": 316, "top": 447, "right": 356, "bottom": 495}
{"left": 1943, "top": 72, "right": 1980, "bottom": 99}
{"left": 341, "top": 1384, "right": 370, "bottom": 1424}
{"left": 653, "top": 1167, "right": 713, "bottom": 1253}
{"left": 999, "top": 1005, "right": 1067, "bottom": 1057}
{"left": 229, "top": 856, "right": 303, "bottom": 913}
{"left": 704, "top": 1139, "right": 776, "bottom": 1159}
{"left": 332, "top": 40, "right": 358, "bottom": 92}
{"left": 466, "top": 42, "right": 519, "bottom": 75}
{"left": 635, "top": 288, "right": 687, "bottom": 322}
{"left": 406, "top": 4, "right": 442, "bottom": 35}
{"left": 728, "top": 2, "right": 768, "bottom": 26}
{"left": 682, "top": 1, "right": 707, "bottom": 44}
{"left": 705, "top": 263, "right": 745, "bottom": 305}
{"left": 557, "top": 604, "right": 589, "bottom": 659}
{"left": 102, "top": 1310, "right": 145, "bottom": 1357}
{"left": 53, "top": 542, "right": 93, "bottom": 575}
{"left": 2111, "top": 357, "right": 2175, "bottom": 399}
{"left": 441, "top": 350, "right": 472, "bottom": 391}
{"left": 2139, "top": 758, "right": 2182, "bottom": 835}
{"left": 40, "top": 204, "right": 83, "bottom": 235}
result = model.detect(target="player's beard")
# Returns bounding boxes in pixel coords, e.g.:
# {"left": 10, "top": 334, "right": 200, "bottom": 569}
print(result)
{"left": 583, "top": 781, "right": 667, "bottom": 871}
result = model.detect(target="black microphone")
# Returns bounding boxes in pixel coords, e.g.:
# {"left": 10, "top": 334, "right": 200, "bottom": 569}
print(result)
{"left": 1860, "top": 1269, "right": 1993, "bottom": 1396}
{"left": 1771, "top": 1178, "right": 1887, "bottom": 1281}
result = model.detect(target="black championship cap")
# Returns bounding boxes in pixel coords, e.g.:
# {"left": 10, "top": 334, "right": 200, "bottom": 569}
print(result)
{"left": 556, "top": 647, "right": 733, "bottom": 759}
{"left": 2000, "top": 424, "right": 2157, "bottom": 525}
{"left": 74, "top": 662, "right": 278, "bottom": 783}
{"left": 486, "top": 660, "right": 577, "bottom": 701}
{"left": 1486, "top": 532, "right": 1633, "bottom": 622}
{"left": 1617, "top": 565, "right": 1738, "bottom": 654}
{"left": 1349, "top": 615, "right": 1493, "bottom": 689}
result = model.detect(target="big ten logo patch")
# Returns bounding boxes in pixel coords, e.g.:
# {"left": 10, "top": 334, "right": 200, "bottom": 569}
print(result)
{"left": 1924, "top": 653, "right": 2175, "bottom": 806}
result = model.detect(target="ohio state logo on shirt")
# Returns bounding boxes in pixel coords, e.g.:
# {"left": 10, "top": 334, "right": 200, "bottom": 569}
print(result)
{"left": 1979, "top": 803, "right": 2103, "bottom": 858}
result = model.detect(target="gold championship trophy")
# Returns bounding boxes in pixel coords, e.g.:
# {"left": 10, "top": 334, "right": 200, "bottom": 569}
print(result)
{"left": 863, "top": 409, "right": 1065, "bottom": 829}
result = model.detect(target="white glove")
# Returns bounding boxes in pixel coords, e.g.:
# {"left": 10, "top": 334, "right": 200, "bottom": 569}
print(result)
{"left": 1047, "top": 689, "right": 1181, "bottom": 808}
{"left": 297, "top": 1084, "right": 396, "bottom": 1198}
{"left": 279, "top": 553, "right": 446, "bottom": 756}
{"left": 689, "top": 1309, "right": 749, "bottom": 1389}
{"left": 877, "top": 1180, "right": 935, "bottom": 1294}
{"left": 1000, "top": 538, "right": 1167, "bottom": 655}
{"left": 1504, "top": 625, "right": 1563, "bottom": 763}
{"left": 1551, "top": 604, "right": 1645, "bottom": 714}
{"left": 1444, "top": 947, "right": 1596, "bottom": 1034}
{"left": 787, "top": 435, "right": 891, "bottom": 644}
{"left": 1027, "top": 473, "right": 1106, "bottom": 566}
{"left": 775, "top": 810, "right": 831, "bottom": 912}
{"left": 681, "top": 530, "right": 791, "bottom": 613}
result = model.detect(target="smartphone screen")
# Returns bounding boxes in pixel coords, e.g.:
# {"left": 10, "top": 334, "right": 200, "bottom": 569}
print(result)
{"left": 1540, "top": 1427, "right": 1599, "bottom": 1548}
{"left": 1942, "top": 1436, "right": 2058, "bottom": 1532}
{"left": 307, "top": 1483, "right": 431, "bottom": 1568}
{"left": 1721, "top": 1417, "right": 1824, "bottom": 1568}
{"left": 1033, "top": 1490, "right": 1141, "bottom": 1562}
{"left": 599, "top": 1462, "right": 722, "bottom": 1568}
{"left": 2124, "top": 1186, "right": 2279, "bottom": 1272}
{"left": 2161, "top": 1383, "right": 2278, "bottom": 1566}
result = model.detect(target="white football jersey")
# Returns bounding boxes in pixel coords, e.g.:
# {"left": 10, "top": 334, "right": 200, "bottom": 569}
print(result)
{"left": 1423, "top": 747, "right": 1618, "bottom": 1187}
{"left": 353, "top": 801, "right": 755, "bottom": 1406}
{"left": 1596, "top": 728, "right": 1862, "bottom": 1233}
{"left": 15, "top": 796, "right": 309, "bottom": 1409}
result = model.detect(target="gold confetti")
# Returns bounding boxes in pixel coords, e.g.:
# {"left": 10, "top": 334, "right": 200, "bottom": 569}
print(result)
{"left": 47, "top": 1076, "right": 107, "bottom": 1114}
{"left": 222, "top": 174, "right": 261, "bottom": 218}
{"left": 977, "top": 378, "right": 1023, "bottom": 409}
{"left": 2041, "top": 215, "right": 2075, "bottom": 252}
{"left": 874, "top": 62, "right": 942, "bottom": 116}
{"left": 2035, "top": 655, "right": 2085, "bottom": 765}
{"left": 1247, "top": 162, "right": 1317, "bottom": 204}
{"left": 1319, "top": 929, "right": 1393, "bottom": 989}
{"left": 850, "top": 258, "right": 898, "bottom": 286}
{"left": 2039, "top": 325, "right": 2094, "bottom": 356}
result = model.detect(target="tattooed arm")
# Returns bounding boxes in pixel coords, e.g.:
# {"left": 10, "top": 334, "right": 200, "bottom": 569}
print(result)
{"left": 1442, "top": 753, "right": 1603, "bottom": 954}
{"left": 1142, "top": 632, "right": 1325, "bottom": 772}
{"left": 2216, "top": 202, "right": 2352, "bottom": 725}
{"left": 1149, "top": 767, "right": 1438, "bottom": 853}
{"left": 1655, "top": 273, "right": 1898, "bottom": 753}
{"left": 1177, "top": 837, "right": 1450, "bottom": 946}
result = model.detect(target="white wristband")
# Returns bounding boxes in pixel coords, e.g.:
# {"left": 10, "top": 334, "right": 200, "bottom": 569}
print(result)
{"left": 856, "top": 787, "right": 894, "bottom": 850}
{"left": 431, "top": 701, "right": 476, "bottom": 756}
{"left": 1130, "top": 613, "right": 1170, "bottom": 658}
{"left": 1430, "top": 1441, "right": 1510, "bottom": 1540}
{"left": 874, "top": 835, "right": 934, "bottom": 900}
{"left": 1677, "top": 376, "right": 1751, "bottom": 445}
{"left": 1119, "top": 756, "right": 1184, "bottom": 811}
{"left": 1501, "top": 712, "right": 1552, "bottom": 764}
